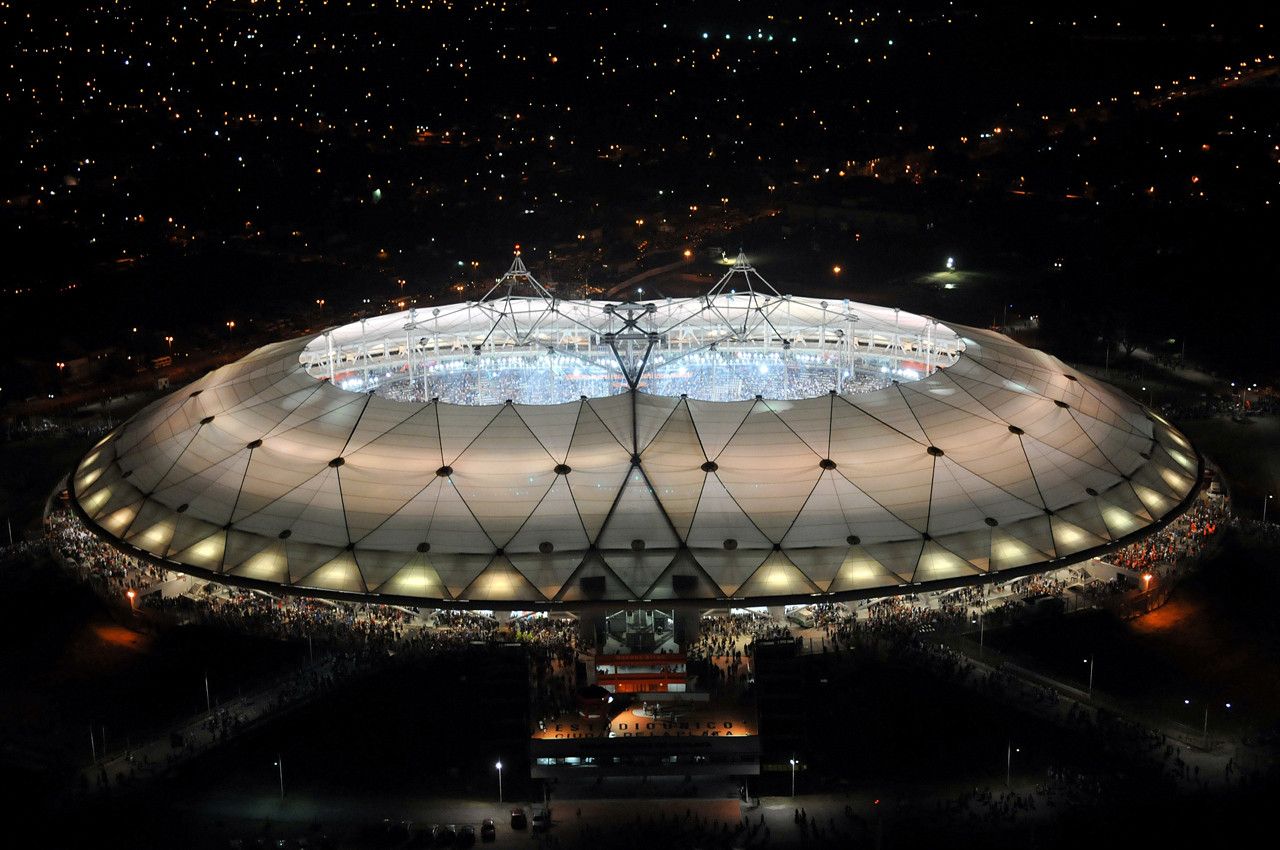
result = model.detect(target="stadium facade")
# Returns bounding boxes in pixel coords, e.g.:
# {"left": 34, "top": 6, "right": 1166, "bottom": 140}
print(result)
{"left": 69, "top": 254, "right": 1202, "bottom": 609}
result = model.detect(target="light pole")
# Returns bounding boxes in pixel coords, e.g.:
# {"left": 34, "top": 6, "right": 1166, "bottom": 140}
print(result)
{"left": 1264, "top": 494, "right": 1273, "bottom": 524}
{"left": 204, "top": 671, "right": 211, "bottom": 713}
{"left": 1188, "top": 700, "right": 1233, "bottom": 748}
{"left": 164, "top": 335, "right": 174, "bottom": 353}
{"left": 789, "top": 757, "right": 798, "bottom": 797}
{"left": 1186, "top": 698, "right": 1210, "bottom": 747}
{"left": 274, "top": 756, "right": 284, "bottom": 801}
{"left": 496, "top": 760, "right": 503, "bottom": 803}
{"left": 1005, "top": 742, "right": 1019, "bottom": 787}
{"left": 1083, "top": 655, "right": 1094, "bottom": 697}
{"left": 126, "top": 589, "right": 136, "bottom": 610}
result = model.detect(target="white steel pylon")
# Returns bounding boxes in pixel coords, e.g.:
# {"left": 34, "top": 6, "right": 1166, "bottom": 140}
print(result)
{"left": 480, "top": 250, "right": 558, "bottom": 303}
{"left": 471, "top": 249, "right": 564, "bottom": 349}
{"left": 706, "top": 250, "right": 782, "bottom": 299}
{"left": 703, "top": 249, "right": 786, "bottom": 340}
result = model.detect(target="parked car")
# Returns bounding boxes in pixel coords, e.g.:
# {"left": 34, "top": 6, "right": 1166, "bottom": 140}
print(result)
{"left": 510, "top": 808, "right": 527, "bottom": 829}
{"left": 480, "top": 819, "right": 496, "bottom": 842}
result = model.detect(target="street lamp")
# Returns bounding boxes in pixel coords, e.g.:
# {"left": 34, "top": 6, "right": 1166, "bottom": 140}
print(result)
{"left": 1005, "top": 742, "right": 1019, "bottom": 787}
{"left": 164, "top": 335, "right": 174, "bottom": 352}
{"left": 789, "top": 757, "right": 798, "bottom": 797}
{"left": 1083, "top": 656, "right": 1094, "bottom": 697}
{"left": 126, "top": 589, "right": 136, "bottom": 610}
{"left": 495, "top": 760, "right": 503, "bottom": 803}
{"left": 226, "top": 320, "right": 235, "bottom": 335}
{"left": 1264, "top": 494, "right": 1273, "bottom": 524}
{"left": 274, "top": 755, "right": 285, "bottom": 801}
{"left": 1186, "top": 699, "right": 1233, "bottom": 748}
{"left": 1142, "top": 573, "right": 1152, "bottom": 592}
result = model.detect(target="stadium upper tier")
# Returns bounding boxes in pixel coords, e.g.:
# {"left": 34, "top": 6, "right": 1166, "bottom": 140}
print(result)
{"left": 299, "top": 254, "right": 962, "bottom": 405}
{"left": 69, "top": 256, "right": 1201, "bottom": 607}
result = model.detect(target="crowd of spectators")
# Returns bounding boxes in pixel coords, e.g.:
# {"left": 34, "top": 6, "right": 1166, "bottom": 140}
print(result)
{"left": 683, "top": 613, "right": 781, "bottom": 688}
{"left": 1105, "top": 496, "right": 1225, "bottom": 575}
{"left": 43, "top": 487, "right": 1233, "bottom": 670}
{"left": 370, "top": 353, "right": 622, "bottom": 406}
{"left": 1155, "top": 391, "right": 1279, "bottom": 422}
{"left": 689, "top": 612, "right": 789, "bottom": 658}
{"left": 360, "top": 347, "right": 902, "bottom": 407}
{"left": 36, "top": 484, "right": 1237, "bottom": 711}
{"left": 143, "top": 588, "right": 419, "bottom": 652}
{"left": 641, "top": 350, "right": 893, "bottom": 402}
{"left": 564, "top": 805, "right": 873, "bottom": 850}
{"left": 3, "top": 415, "right": 115, "bottom": 440}
{"left": 690, "top": 494, "right": 1232, "bottom": 659}
{"left": 43, "top": 507, "right": 580, "bottom": 663}
{"left": 46, "top": 509, "right": 167, "bottom": 597}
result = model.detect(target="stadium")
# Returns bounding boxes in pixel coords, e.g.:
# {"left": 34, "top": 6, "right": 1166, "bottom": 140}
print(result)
{"left": 66, "top": 253, "right": 1202, "bottom": 610}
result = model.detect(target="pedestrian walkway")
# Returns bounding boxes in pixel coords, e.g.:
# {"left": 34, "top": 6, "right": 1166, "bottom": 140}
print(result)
{"left": 939, "top": 634, "right": 1244, "bottom": 789}
{"left": 85, "top": 657, "right": 339, "bottom": 793}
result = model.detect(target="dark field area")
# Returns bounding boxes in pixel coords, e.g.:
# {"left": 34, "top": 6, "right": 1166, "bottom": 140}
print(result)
{"left": 982, "top": 529, "right": 1280, "bottom": 736}
{"left": 1180, "top": 417, "right": 1280, "bottom": 521}
{"left": 0, "top": 557, "right": 311, "bottom": 799}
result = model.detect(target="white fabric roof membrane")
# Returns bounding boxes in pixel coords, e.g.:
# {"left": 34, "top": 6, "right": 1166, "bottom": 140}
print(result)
{"left": 71, "top": 301, "right": 1200, "bottom": 606}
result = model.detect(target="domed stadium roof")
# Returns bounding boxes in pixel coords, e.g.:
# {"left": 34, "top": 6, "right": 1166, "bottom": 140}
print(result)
{"left": 70, "top": 259, "right": 1201, "bottom": 607}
